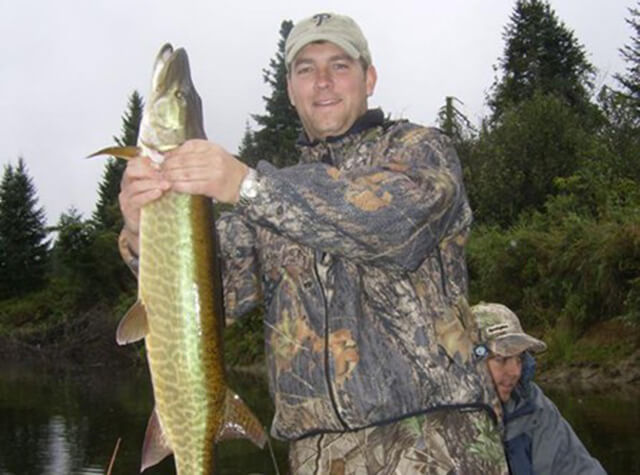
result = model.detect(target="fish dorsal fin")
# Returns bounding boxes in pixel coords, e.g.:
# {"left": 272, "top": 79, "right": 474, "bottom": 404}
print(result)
{"left": 87, "top": 145, "right": 141, "bottom": 160}
{"left": 141, "top": 407, "right": 173, "bottom": 472}
{"left": 115, "top": 300, "right": 148, "bottom": 345}
{"left": 216, "top": 389, "right": 268, "bottom": 449}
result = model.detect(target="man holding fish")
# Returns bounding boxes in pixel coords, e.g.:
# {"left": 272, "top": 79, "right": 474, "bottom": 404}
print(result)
{"left": 119, "top": 12, "right": 509, "bottom": 474}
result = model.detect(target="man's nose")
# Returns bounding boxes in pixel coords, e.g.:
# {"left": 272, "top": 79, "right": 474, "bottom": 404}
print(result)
{"left": 505, "top": 357, "right": 522, "bottom": 377}
{"left": 315, "top": 67, "right": 333, "bottom": 89}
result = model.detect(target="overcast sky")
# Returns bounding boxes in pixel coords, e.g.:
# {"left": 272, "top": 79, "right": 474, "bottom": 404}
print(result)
{"left": 1, "top": 0, "right": 634, "bottom": 228}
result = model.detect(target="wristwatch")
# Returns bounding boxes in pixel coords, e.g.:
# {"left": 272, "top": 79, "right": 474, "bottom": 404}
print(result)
{"left": 238, "top": 167, "right": 260, "bottom": 206}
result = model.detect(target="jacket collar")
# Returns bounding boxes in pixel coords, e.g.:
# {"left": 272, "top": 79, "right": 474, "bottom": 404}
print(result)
{"left": 296, "top": 108, "right": 385, "bottom": 147}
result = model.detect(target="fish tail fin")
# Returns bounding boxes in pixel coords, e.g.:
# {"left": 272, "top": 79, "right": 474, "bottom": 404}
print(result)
{"left": 216, "top": 388, "right": 268, "bottom": 449}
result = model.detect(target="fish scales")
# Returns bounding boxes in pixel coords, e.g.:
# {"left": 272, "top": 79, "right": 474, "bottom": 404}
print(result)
{"left": 141, "top": 192, "right": 224, "bottom": 473}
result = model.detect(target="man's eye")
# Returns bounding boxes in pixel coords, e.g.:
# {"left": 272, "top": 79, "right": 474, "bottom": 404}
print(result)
{"left": 334, "top": 63, "right": 349, "bottom": 70}
{"left": 492, "top": 356, "right": 507, "bottom": 365}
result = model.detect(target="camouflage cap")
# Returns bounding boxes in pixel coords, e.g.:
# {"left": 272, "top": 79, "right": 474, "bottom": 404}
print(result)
{"left": 471, "top": 302, "right": 547, "bottom": 357}
{"left": 285, "top": 13, "right": 372, "bottom": 71}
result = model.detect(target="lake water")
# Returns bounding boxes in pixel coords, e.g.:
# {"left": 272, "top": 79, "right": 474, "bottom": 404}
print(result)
{"left": 0, "top": 362, "right": 637, "bottom": 474}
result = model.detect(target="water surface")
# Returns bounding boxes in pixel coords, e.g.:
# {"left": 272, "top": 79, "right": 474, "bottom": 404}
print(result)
{"left": 0, "top": 363, "right": 637, "bottom": 474}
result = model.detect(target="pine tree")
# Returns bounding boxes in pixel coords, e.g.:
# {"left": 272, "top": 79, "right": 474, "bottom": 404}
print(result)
{"left": 242, "top": 20, "right": 302, "bottom": 168}
{"left": 237, "top": 121, "right": 259, "bottom": 168}
{"left": 51, "top": 206, "right": 94, "bottom": 276}
{"left": 597, "top": 3, "right": 640, "bottom": 181}
{"left": 92, "top": 90, "right": 143, "bottom": 231}
{"left": 0, "top": 158, "right": 50, "bottom": 298}
{"left": 437, "top": 96, "right": 476, "bottom": 143}
{"left": 489, "top": 0, "right": 595, "bottom": 121}
{"left": 614, "top": 4, "right": 640, "bottom": 113}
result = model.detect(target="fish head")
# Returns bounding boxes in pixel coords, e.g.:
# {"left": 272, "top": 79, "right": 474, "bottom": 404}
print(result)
{"left": 139, "top": 43, "right": 206, "bottom": 159}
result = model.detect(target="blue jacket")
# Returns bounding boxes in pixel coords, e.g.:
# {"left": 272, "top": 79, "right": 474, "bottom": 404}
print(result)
{"left": 503, "top": 354, "right": 606, "bottom": 474}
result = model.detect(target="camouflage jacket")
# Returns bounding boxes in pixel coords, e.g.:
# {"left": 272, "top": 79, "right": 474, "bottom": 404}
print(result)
{"left": 218, "top": 109, "right": 499, "bottom": 440}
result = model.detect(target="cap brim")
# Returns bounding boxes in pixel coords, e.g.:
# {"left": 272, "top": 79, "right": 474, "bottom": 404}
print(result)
{"left": 490, "top": 333, "right": 547, "bottom": 357}
{"left": 286, "top": 33, "right": 361, "bottom": 68}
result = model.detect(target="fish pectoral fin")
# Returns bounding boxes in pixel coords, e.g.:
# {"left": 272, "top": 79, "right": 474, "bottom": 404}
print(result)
{"left": 216, "top": 388, "right": 268, "bottom": 449}
{"left": 141, "top": 407, "right": 173, "bottom": 472}
{"left": 87, "top": 145, "right": 142, "bottom": 160}
{"left": 116, "top": 300, "right": 148, "bottom": 345}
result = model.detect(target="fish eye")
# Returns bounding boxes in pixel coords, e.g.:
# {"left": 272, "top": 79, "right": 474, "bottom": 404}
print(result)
{"left": 175, "top": 90, "right": 185, "bottom": 100}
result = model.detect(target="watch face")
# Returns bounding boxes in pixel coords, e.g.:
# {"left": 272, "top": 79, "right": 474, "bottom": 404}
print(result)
{"left": 245, "top": 180, "right": 258, "bottom": 198}
{"left": 240, "top": 170, "right": 260, "bottom": 202}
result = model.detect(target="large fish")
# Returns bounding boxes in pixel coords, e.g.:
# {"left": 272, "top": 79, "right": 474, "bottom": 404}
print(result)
{"left": 91, "top": 43, "right": 267, "bottom": 474}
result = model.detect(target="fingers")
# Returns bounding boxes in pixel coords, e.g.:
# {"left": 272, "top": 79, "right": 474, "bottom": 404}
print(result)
{"left": 162, "top": 140, "right": 246, "bottom": 202}
{"left": 121, "top": 155, "right": 164, "bottom": 186}
{"left": 119, "top": 155, "right": 170, "bottom": 235}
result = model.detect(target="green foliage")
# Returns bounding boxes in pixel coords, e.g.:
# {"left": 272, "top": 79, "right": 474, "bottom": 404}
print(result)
{"left": 540, "top": 319, "right": 636, "bottom": 368}
{"left": 50, "top": 208, "right": 136, "bottom": 309}
{"left": 239, "top": 20, "right": 302, "bottom": 168}
{"left": 465, "top": 91, "right": 593, "bottom": 226}
{"left": 540, "top": 327, "right": 578, "bottom": 367}
{"left": 92, "top": 91, "right": 143, "bottom": 232}
{"left": 223, "top": 307, "right": 265, "bottom": 367}
{"left": 597, "top": 87, "right": 640, "bottom": 183}
{"left": 489, "top": 0, "right": 595, "bottom": 122}
{"left": 468, "top": 192, "right": 640, "bottom": 334}
{"left": 0, "top": 158, "right": 50, "bottom": 300}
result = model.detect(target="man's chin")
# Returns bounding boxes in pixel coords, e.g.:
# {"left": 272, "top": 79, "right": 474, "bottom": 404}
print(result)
{"left": 498, "top": 387, "right": 514, "bottom": 402}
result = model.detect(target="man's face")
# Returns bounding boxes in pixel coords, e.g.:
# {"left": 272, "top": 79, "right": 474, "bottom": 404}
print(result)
{"left": 487, "top": 353, "right": 523, "bottom": 402}
{"left": 287, "top": 41, "right": 377, "bottom": 141}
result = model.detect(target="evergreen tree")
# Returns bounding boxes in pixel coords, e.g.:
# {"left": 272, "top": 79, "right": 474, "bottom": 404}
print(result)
{"left": 51, "top": 206, "right": 94, "bottom": 277}
{"left": 242, "top": 20, "right": 302, "bottom": 168}
{"left": 489, "top": 0, "right": 595, "bottom": 121}
{"left": 615, "top": 3, "right": 640, "bottom": 107}
{"left": 437, "top": 96, "right": 476, "bottom": 143}
{"left": 597, "top": 4, "right": 640, "bottom": 182}
{"left": 237, "top": 121, "right": 260, "bottom": 168}
{"left": 0, "top": 158, "right": 50, "bottom": 299}
{"left": 92, "top": 90, "right": 143, "bottom": 231}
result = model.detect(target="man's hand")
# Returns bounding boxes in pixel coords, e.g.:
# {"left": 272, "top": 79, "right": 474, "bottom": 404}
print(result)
{"left": 162, "top": 139, "right": 248, "bottom": 204}
{"left": 118, "top": 155, "right": 170, "bottom": 255}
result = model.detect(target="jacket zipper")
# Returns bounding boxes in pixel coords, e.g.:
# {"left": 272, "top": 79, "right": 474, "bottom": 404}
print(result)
{"left": 314, "top": 250, "right": 349, "bottom": 430}
{"left": 437, "top": 247, "right": 449, "bottom": 298}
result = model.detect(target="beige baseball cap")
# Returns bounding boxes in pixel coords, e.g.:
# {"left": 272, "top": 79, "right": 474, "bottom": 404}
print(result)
{"left": 471, "top": 302, "right": 547, "bottom": 357}
{"left": 285, "top": 13, "right": 372, "bottom": 70}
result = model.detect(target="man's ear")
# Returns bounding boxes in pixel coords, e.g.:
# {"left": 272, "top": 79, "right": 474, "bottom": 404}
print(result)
{"left": 365, "top": 65, "right": 377, "bottom": 97}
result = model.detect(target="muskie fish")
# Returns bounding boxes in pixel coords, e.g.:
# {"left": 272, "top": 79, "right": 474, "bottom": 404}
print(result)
{"left": 91, "top": 43, "right": 267, "bottom": 474}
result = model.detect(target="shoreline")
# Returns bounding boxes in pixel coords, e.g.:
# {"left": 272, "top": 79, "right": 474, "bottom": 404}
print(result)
{"left": 537, "top": 348, "right": 640, "bottom": 393}
{"left": 2, "top": 334, "right": 640, "bottom": 393}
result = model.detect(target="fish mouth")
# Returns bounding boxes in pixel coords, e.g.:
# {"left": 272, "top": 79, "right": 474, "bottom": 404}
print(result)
{"left": 139, "top": 139, "right": 177, "bottom": 163}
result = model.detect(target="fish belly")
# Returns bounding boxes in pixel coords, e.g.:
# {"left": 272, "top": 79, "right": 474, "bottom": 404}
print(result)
{"left": 140, "top": 191, "right": 225, "bottom": 474}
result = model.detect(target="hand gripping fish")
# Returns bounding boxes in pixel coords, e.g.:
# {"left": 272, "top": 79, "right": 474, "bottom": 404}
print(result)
{"left": 91, "top": 43, "right": 267, "bottom": 474}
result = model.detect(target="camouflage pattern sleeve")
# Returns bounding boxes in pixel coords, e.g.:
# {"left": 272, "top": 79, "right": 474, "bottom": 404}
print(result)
{"left": 216, "top": 212, "right": 262, "bottom": 319}
{"left": 239, "top": 126, "right": 469, "bottom": 272}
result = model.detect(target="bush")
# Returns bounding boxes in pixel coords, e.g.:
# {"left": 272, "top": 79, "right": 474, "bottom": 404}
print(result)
{"left": 468, "top": 196, "right": 640, "bottom": 333}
